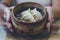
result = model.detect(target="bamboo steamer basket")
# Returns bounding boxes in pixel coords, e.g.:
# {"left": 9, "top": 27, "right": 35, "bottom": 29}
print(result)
{"left": 11, "top": 2, "right": 48, "bottom": 35}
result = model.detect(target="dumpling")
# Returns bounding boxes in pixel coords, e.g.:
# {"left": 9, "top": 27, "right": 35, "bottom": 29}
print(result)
{"left": 21, "top": 8, "right": 31, "bottom": 19}
{"left": 20, "top": 8, "right": 42, "bottom": 22}
{"left": 20, "top": 8, "right": 36, "bottom": 22}
{"left": 36, "top": 11, "right": 43, "bottom": 21}
{"left": 31, "top": 8, "right": 42, "bottom": 21}
{"left": 23, "top": 14, "right": 36, "bottom": 22}
{"left": 31, "top": 8, "right": 38, "bottom": 16}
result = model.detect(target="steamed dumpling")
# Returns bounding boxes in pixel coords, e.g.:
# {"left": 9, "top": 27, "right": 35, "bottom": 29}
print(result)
{"left": 20, "top": 8, "right": 42, "bottom": 22}
{"left": 31, "top": 8, "right": 42, "bottom": 21}
{"left": 23, "top": 15, "right": 36, "bottom": 22}
{"left": 21, "top": 8, "right": 31, "bottom": 19}
{"left": 21, "top": 8, "right": 36, "bottom": 22}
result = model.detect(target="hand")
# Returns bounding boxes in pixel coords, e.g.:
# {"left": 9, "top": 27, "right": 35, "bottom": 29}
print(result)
{"left": 45, "top": 6, "right": 52, "bottom": 32}
{"left": 3, "top": 6, "right": 14, "bottom": 32}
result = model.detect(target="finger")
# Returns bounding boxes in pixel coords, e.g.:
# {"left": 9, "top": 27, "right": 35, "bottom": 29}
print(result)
{"left": 45, "top": 6, "right": 52, "bottom": 21}
{"left": 5, "top": 22, "right": 13, "bottom": 32}
{"left": 7, "top": 7, "right": 13, "bottom": 23}
{"left": 45, "top": 6, "right": 52, "bottom": 32}
{"left": 7, "top": 15, "right": 11, "bottom": 23}
{"left": 46, "top": 22, "right": 50, "bottom": 32}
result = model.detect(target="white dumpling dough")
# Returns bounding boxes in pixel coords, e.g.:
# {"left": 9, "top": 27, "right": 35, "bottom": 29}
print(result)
{"left": 31, "top": 8, "right": 42, "bottom": 21}
{"left": 21, "top": 8, "right": 36, "bottom": 22}
{"left": 20, "top": 8, "right": 42, "bottom": 22}
{"left": 21, "top": 8, "right": 31, "bottom": 19}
